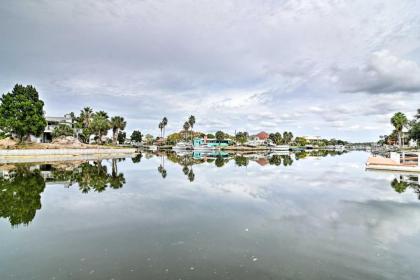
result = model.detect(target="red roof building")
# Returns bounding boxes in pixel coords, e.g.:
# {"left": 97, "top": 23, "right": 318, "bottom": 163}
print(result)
{"left": 256, "top": 131, "right": 269, "bottom": 140}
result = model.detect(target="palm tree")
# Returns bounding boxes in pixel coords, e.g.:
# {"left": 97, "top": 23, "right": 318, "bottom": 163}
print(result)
{"left": 415, "top": 109, "right": 420, "bottom": 120}
{"left": 80, "top": 107, "right": 93, "bottom": 128}
{"left": 188, "top": 115, "right": 195, "bottom": 140}
{"left": 183, "top": 121, "right": 190, "bottom": 140}
{"left": 96, "top": 111, "right": 109, "bottom": 118}
{"left": 162, "top": 117, "right": 168, "bottom": 138}
{"left": 391, "top": 112, "right": 408, "bottom": 147}
{"left": 158, "top": 122, "right": 164, "bottom": 138}
{"left": 110, "top": 116, "right": 126, "bottom": 145}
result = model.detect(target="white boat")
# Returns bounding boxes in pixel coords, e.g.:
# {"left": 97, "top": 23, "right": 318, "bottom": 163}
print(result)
{"left": 172, "top": 141, "right": 193, "bottom": 151}
{"left": 366, "top": 152, "right": 420, "bottom": 172}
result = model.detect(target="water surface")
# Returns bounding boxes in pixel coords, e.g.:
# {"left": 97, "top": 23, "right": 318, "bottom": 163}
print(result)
{"left": 1, "top": 151, "right": 419, "bottom": 280}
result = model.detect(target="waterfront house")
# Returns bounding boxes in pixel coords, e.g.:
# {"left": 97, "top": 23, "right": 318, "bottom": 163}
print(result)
{"left": 31, "top": 114, "right": 74, "bottom": 143}
{"left": 246, "top": 131, "right": 270, "bottom": 146}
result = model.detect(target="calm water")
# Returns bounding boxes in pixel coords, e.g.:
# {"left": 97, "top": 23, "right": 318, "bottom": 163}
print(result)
{"left": 1, "top": 151, "right": 420, "bottom": 280}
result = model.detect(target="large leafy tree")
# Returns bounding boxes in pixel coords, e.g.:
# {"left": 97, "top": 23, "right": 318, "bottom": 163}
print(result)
{"left": 215, "top": 131, "right": 224, "bottom": 142}
{"left": 110, "top": 116, "right": 126, "bottom": 145}
{"left": 283, "top": 131, "right": 294, "bottom": 144}
{"left": 117, "top": 131, "right": 126, "bottom": 144}
{"left": 131, "top": 130, "right": 143, "bottom": 143}
{"left": 391, "top": 112, "right": 408, "bottom": 147}
{"left": 269, "top": 132, "right": 282, "bottom": 145}
{"left": 235, "top": 132, "right": 248, "bottom": 145}
{"left": 0, "top": 84, "right": 47, "bottom": 142}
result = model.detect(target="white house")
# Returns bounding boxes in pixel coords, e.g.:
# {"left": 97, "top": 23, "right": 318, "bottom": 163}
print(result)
{"left": 30, "top": 114, "right": 73, "bottom": 143}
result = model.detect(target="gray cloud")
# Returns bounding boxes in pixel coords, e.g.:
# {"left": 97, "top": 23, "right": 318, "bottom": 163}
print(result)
{"left": 336, "top": 50, "right": 420, "bottom": 94}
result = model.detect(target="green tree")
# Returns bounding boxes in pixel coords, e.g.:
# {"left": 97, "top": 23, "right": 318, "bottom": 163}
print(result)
{"left": 110, "top": 116, "right": 126, "bottom": 145}
{"left": 410, "top": 122, "right": 420, "bottom": 144}
{"left": 117, "top": 131, "right": 126, "bottom": 144}
{"left": 283, "top": 132, "right": 293, "bottom": 144}
{"left": 294, "top": 137, "right": 307, "bottom": 147}
{"left": 0, "top": 84, "right": 47, "bottom": 142}
{"left": 215, "top": 131, "right": 224, "bottom": 142}
{"left": 167, "top": 132, "right": 182, "bottom": 144}
{"left": 206, "top": 133, "right": 215, "bottom": 139}
{"left": 79, "top": 107, "right": 93, "bottom": 128}
{"left": 131, "top": 130, "right": 143, "bottom": 143}
{"left": 415, "top": 108, "right": 420, "bottom": 120}
{"left": 145, "top": 134, "right": 154, "bottom": 144}
{"left": 52, "top": 124, "right": 74, "bottom": 138}
{"left": 90, "top": 112, "right": 110, "bottom": 144}
{"left": 391, "top": 112, "right": 408, "bottom": 147}
{"left": 235, "top": 132, "right": 248, "bottom": 145}
{"left": 269, "top": 132, "right": 283, "bottom": 145}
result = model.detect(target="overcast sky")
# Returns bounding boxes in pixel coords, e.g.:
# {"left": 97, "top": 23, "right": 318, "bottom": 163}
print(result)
{"left": 1, "top": 0, "right": 420, "bottom": 141}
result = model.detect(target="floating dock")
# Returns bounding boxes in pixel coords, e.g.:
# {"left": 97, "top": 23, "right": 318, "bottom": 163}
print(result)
{"left": 366, "top": 152, "right": 420, "bottom": 172}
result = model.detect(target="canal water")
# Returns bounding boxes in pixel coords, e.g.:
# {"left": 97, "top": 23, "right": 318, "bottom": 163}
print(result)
{"left": 0, "top": 151, "right": 419, "bottom": 280}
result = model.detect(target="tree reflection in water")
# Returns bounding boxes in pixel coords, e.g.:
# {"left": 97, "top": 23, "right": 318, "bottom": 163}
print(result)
{"left": 155, "top": 150, "right": 346, "bottom": 182}
{"left": 0, "top": 166, "right": 45, "bottom": 227}
{"left": 391, "top": 175, "right": 420, "bottom": 200}
{"left": 0, "top": 159, "right": 127, "bottom": 227}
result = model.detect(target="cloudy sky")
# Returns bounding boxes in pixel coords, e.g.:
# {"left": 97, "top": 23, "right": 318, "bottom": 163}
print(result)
{"left": 1, "top": 0, "right": 420, "bottom": 141}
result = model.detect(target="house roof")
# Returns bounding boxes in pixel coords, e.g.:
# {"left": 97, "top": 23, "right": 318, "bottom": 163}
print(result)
{"left": 256, "top": 131, "right": 269, "bottom": 140}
